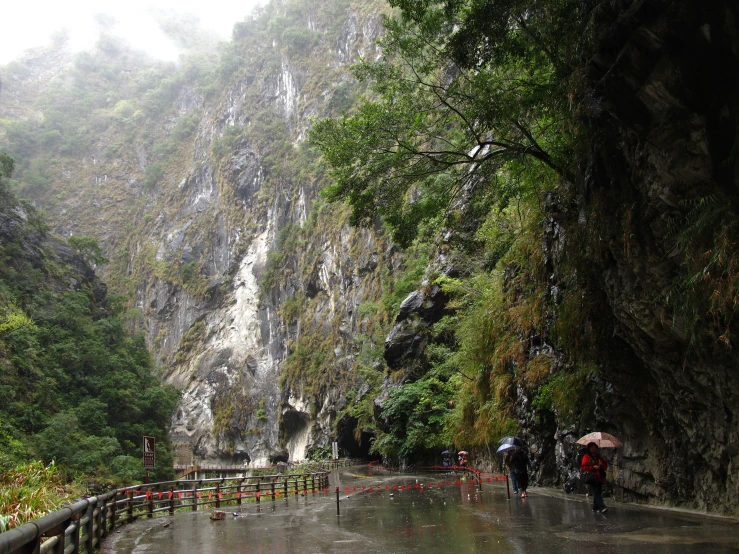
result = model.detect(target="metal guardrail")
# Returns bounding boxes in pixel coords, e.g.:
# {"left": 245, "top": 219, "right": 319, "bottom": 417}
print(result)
{"left": 0, "top": 471, "right": 330, "bottom": 554}
{"left": 0, "top": 492, "right": 115, "bottom": 554}
{"left": 174, "top": 459, "right": 356, "bottom": 478}
{"left": 367, "top": 461, "right": 485, "bottom": 489}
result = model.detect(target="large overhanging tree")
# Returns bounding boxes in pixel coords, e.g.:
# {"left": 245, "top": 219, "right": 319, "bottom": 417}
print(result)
{"left": 310, "top": 0, "right": 588, "bottom": 245}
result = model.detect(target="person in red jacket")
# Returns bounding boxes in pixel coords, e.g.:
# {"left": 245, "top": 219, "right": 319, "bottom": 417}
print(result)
{"left": 581, "top": 442, "right": 608, "bottom": 513}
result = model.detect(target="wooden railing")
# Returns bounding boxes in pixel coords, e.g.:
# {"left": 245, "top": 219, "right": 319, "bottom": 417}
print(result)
{"left": 0, "top": 470, "right": 330, "bottom": 554}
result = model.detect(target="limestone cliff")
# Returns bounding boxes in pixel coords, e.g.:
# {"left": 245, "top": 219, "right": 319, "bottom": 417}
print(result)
{"left": 0, "top": 0, "right": 391, "bottom": 466}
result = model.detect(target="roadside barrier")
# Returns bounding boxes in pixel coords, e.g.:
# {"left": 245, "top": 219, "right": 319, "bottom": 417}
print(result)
{"left": 0, "top": 465, "right": 510, "bottom": 553}
{"left": 0, "top": 470, "right": 329, "bottom": 554}
{"left": 367, "top": 462, "right": 487, "bottom": 491}
{"left": 175, "top": 458, "right": 354, "bottom": 479}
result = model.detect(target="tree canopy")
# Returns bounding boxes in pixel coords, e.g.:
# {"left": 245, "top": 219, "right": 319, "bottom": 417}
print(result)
{"left": 310, "top": 0, "right": 586, "bottom": 245}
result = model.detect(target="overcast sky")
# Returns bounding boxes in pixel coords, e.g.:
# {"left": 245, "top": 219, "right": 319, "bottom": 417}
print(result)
{"left": 1, "top": 0, "right": 266, "bottom": 64}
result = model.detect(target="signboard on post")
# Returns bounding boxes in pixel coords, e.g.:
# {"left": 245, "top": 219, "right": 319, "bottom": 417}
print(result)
{"left": 332, "top": 441, "right": 338, "bottom": 461}
{"left": 143, "top": 436, "right": 156, "bottom": 470}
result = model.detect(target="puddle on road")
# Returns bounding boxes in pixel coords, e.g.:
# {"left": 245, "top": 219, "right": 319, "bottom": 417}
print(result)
{"left": 101, "top": 469, "right": 739, "bottom": 554}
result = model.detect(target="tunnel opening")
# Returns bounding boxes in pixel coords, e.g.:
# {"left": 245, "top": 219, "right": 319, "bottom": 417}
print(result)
{"left": 280, "top": 408, "right": 311, "bottom": 462}
{"left": 336, "top": 413, "right": 374, "bottom": 459}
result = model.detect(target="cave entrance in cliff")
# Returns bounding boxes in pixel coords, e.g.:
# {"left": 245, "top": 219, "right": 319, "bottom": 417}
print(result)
{"left": 281, "top": 409, "right": 312, "bottom": 462}
{"left": 336, "top": 414, "right": 374, "bottom": 459}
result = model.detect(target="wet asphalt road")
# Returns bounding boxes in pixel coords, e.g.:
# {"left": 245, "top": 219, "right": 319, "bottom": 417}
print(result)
{"left": 101, "top": 467, "right": 739, "bottom": 553}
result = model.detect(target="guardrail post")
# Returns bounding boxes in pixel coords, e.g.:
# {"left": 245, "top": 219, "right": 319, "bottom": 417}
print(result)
{"left": 127, "top": 490, "right": 134, "bottom": 523}
{"left": 52, "top": 519, "right": 72, "bottom": 554}
{"left": 169, "top": 486, "right": 175, "bottom": 515}
{"left": 237, "top": 481, "right": 242, "bottom": 506}
{"left": 215, "top": 482, "right": 221, "bottom": 508}
{"left": 85, "top": 502, "right": 94, "bottom": 553}
{"left": 23, "top": 532, "right": 41, "bottom": 554}
{"left": 110, "top": 492, "right": 117, "bottom": 530}
{"left": 271, "top": 480, "right": 275, "bottom": 501}
{"left": 71, "top": 514, "right": 81, "bottom": 554}
{"left": 256, "top": 481, "right": 260, "bottom": 504}
{"left": 192, "top": 483, "right": 199, "bottom": 511}
{"left": 94, "top": 499, "right": 101, "bottom": 547}
{"left": 53, "top": 515, "right": 70, "bottom": 554}
{"left": 100, "top": 496, "right": 108, "bottom": 539}
{"left": 146, "top": 490, "right": 153, "bottom": 519}
{"left": 335, "top": 487, "right": 340, "bottom": 515}
{"left": 283, "top": 478, "right": 288, "bottom": 498}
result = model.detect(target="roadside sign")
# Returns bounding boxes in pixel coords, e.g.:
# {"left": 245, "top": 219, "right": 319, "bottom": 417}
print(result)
{"left": 332, "top": 441, "right": 338, "bottom": 460}
{"left": 143, "top": 436, "right": 156, "bottom": 469}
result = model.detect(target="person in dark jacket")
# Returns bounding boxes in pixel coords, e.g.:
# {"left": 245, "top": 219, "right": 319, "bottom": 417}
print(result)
{"left": 509, "top": 448, "right": 529, "bottom": 498}
{"left": 504, "top": 450, "right": 519, "bottom": 494}
{"left": 581, "top": 442, "right": 608, "bottom": 513}
{"left": 503, "top": 449, "right": 518, "bottom": 494}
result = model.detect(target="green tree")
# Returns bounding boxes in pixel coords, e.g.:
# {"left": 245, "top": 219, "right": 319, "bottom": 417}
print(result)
{"left": 0, "top": 152, "right": 14, "bottom": 180}
{"left": 310, "top": 0, "right": 584, "bottom": 245}
{"left": 67, "top": 236, "right": 109, "bottom": 266}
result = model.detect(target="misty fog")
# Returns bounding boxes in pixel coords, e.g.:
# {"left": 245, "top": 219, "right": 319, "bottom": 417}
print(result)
{"left": 1, "top": 0, "right": 265, "bottom": 64}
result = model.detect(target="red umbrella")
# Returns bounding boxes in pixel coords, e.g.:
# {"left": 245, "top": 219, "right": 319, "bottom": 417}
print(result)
{"left": 458, "top": 451, "right": 468, "bottom": 456}
{"left": 577, "top": 432, "right": 623, "bottom": 448}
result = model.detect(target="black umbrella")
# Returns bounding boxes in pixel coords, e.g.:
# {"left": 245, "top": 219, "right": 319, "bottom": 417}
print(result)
{"left": 498, "top": 436, "right": 525, "bottom": 447}
{"left": 441, "top": 450, "right": 452, "bottom": 455}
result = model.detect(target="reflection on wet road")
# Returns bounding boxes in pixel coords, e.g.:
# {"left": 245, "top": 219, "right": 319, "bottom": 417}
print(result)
{"left": 101, "top": 467, "right": 739, "bottom": 553}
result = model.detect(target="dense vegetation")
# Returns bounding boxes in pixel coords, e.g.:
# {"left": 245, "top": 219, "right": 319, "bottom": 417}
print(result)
{"left": 0, "top": 154, "right": 178, "bottom": 528}
{"left": 308, "top": 0, "right": 739, "bottom": 471}
{"left": 307, "top": 0, "right": 604, "bottom": 461}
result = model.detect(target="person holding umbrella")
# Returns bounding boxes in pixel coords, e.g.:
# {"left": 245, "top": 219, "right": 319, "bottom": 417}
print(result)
{"left": 509, "top": 447, "right": 530, "bottom": 497}
{"left": 458, "top": 451, "right": 469, "bottom": 467}
{"left": 498, "top": 436, "right": 526, "bottom": 496}
{"left": 577, "top": 432, "right": 622, "bottom": 513}
{"left": 581, "top": 442, "right": 609, "bottom": 512}
{"left": 504, "top": 450, "right": 519, "bottom": 495}
{"left": 441, "top": 450, "right": 453, "bottom": 468}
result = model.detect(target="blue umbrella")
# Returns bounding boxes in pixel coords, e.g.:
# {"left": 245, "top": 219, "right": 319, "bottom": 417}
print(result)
{"left": 496, "top": 443, "right": 517, "bottom": 454}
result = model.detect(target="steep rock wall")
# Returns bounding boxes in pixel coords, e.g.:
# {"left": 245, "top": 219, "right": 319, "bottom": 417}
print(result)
{"left": 1, "top": 1, "right": 390, "bottom": 467}
{"left": 376, "top": 0, "right": 739, "bottom": 516}
{"left": 136, "top": 4, "right": 390, "bottom": 466}
{"left": 574, "top": 0, "right": 739, "bottom": 514}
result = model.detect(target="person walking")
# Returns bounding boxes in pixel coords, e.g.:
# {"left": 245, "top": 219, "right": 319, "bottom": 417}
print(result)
{"left": 510, "top": 448, "right": 530, "bottom": 498}
{"left": 504, "top": 450, "right": 519, "bottom": 495}
{"left": 581, "top": 442, "right": 608, "bottom": 513}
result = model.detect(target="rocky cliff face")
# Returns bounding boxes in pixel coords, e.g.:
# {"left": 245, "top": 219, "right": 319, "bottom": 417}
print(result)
{"left": 1, "top": 0, "right": 391, "bottom": 467}
{"left": 574, "top": 0, "right": 739, "bottom": 515}
{"left": 379, "top": 0, "right": 739, "bottom": 516}
{"left": 125, "top": 3, "right": 391, "bottom": 466}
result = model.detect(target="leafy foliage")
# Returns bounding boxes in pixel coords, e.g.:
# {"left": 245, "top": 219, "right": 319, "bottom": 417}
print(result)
{"left": 0, "top": 461, "right": 86, "bottom": 531}
{"left": 0, "top": 153, "right": 178, "bottom": 488}
{"left": 306, "top": 0, "right": 609, "bottom": 461}
{"left": 310, "top": 0, "right": 582, "bottom": 245}
{"left": 373, "top": 368, "right": 455, "bottom": 460}
{"left": 68, "top": 235, "right": 108, "bottom": 266}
